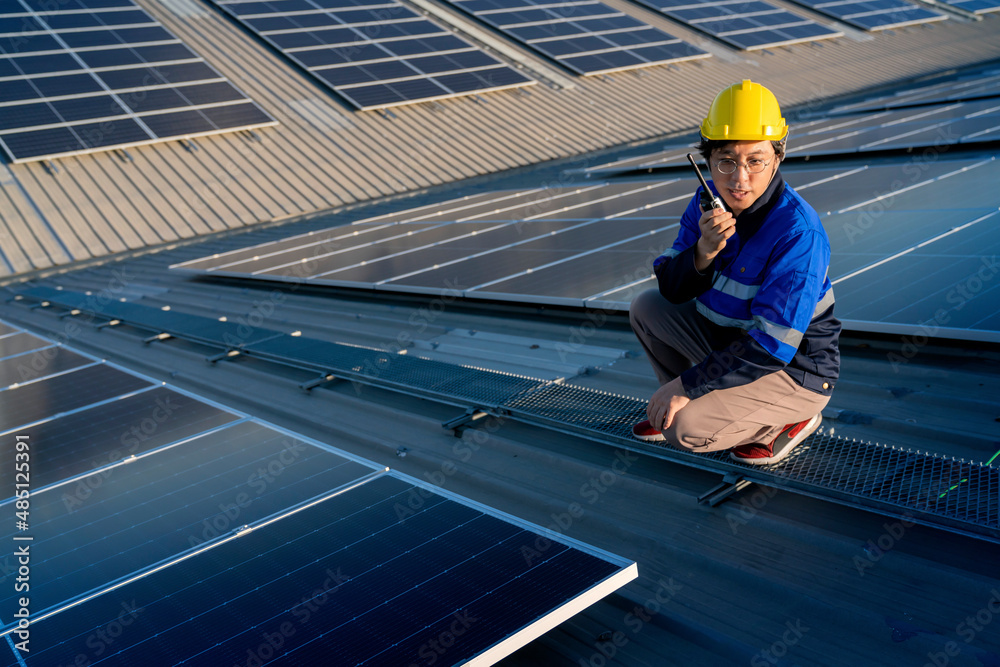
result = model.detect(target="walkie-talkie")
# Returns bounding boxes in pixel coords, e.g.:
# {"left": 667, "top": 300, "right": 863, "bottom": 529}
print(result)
{"left": 686, "top": 153, "right": 725, "bottom": 212}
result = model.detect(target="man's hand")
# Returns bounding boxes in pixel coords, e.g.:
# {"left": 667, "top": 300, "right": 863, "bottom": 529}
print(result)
{"left": 646, "top": 377, "right": 691, "bottom": 433}
{"left": 695, "top": 207, "right": 736, "bottom": 272}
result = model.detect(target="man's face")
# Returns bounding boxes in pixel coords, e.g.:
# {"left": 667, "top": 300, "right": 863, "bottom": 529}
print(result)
{"left": 709, "top": 140, "right": 779, "bottom": 217}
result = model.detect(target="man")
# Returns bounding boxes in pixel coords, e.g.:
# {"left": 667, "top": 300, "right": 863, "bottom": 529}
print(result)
{"left": 629, "top": 79, "right": 840, "bottom": 465}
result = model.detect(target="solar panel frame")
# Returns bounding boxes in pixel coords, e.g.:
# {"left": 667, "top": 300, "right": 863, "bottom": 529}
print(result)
{"left": 207, "top": 0, "right": 535, "bottom": 109}
{"left": 446, "top": 0, "right": 710, "bottom": 75}
{"left": 0, "top": 0, "right": 277, "bottom": 162}
{"left": 0, "top": 472, "right": 636, "bottom": 666}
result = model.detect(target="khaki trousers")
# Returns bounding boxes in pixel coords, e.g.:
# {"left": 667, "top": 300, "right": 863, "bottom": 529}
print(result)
{"left": 629, "top": 288, "right": 829, "bottom": 453}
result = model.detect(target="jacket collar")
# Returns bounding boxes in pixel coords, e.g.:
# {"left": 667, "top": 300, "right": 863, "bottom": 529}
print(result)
{"left": 734, "top": 169, "right": 785, "bottom": 240}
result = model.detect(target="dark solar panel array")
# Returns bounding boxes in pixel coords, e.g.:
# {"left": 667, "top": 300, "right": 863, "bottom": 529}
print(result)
{"left": 824, "top": 66, "right": 1000, "bottom": 114}
{"left": 174, "top": 152, "right": 1000, "bottom": 342}
{"left": 579, "top": 95, "right": 1000, "bottom": 176}
{"left": 0, "top": 319, "right": 636, "bottom": 664}
{"left": 787, "top": 0, "right": 947, "bottom": 30}
{"left": 936, "top": 0, "right": 1000, "bottom": 13}
{"left": 446, "top": 0, "right": 709, "bottom": 75}
{"left": 630, "top": 0, "right": 842, "bottom": 50}
{"left": 208, "top": 0, "right": 534, "bottom": 109}
{"left": 0, "top": 0, "right": 276, "bottom": 162}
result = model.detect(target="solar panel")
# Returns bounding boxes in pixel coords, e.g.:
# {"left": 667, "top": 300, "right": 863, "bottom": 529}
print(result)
{"left": 2, "top": 473, "right": 634, "bottom": 666}
{"left": 787, "top": 0, "right": 947, "bottom": 30}
{"left": 0, "top": 345, "right": 90, "bottom": 388}
{"left": 833, "top": 210, "right": 1000, "bottom": 339}
{"left": 445, "top": 0, "right": 709, "bottom": 74}
{"left": 0, "top": 0, "right": 276, "bottom": 162}
{"left": 0, "top": 386, "right": 240, "bottom": 494}
{"left": 630, "top": 0, "right": 842, "bottom": 50}
{"left": 935, "top": 0, "right": 1000, "bottom": 13}
{"left": 580, "top": 96, "right": 1000, "bottom": 177}
{"left": 176, "top": 153, "right": 1000, "bottom": 342}
{"left": 823, "top": 67, "right": 1000, "bottom": 114}
{"left": 0, "top": 362, "right": 152, "bottom": 433}
{"left": 0, "top": 319, "right": 637, "bottom": 663}
{"left": 207, "top": 0, "right": 535, "bottom": 109}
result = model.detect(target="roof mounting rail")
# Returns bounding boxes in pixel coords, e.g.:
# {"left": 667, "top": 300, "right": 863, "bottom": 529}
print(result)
{"left": 180, "top": 138, "right": 199, "bottom": 152}
{"left": 42, "top": 159, "right": 59, "bottom": 175}
{"left": 116, "top": 148, "right": 133, "bottom": 162}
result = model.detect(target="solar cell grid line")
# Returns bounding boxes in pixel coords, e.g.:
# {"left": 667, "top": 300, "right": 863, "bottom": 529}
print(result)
{"left": 239, "top": 183, "right": 623, "bottom": 279}
{"left": 832, "top": 212, "right": 1000, "bottom": 341}
{"left": 179, "top": 221, "right": 444, "bottom": 274}
{"left": 446, "top": 0, "right": 710, "bottom": 75}
{"left": 303, "top": 180, "right": 682, "bottom": 281}
{"left": 0, "top": 473, "right": 635, "bottom": 666}
{"left": 937, "top": 0, "right": 1000, "bottom": 12}
{"left": 0, "top": 345, "right": 90, "bottom": 389}
{"left": 786, "top": 0, "right": 947, "bottom": 30}
{"left": 0, "top": 362, "right": 153, "bottom": 435}
{"left": 466, "top": 220, "right": 681, "bottom": 301}
{"left": 0, "top": 355, "right": 99, "bottom": 393}
{"left": 0, "top": 0, "right": 276, "bottom": 162}
{"left": 207, "top": 0, "right": 534, "bottom": 110}
{"left": 0, "top": 386, "right": 241, "bottom": 497}
{"left": 378, "top": 184, "right": 691, "bottom": 290}
{"left": 0, "top": 419, "right": 381, "bottom": 618}
{"left": 350, "top": 187, "right": 547, "bottom": 224}
{"left": 630, "top": 0, "right": 842, "bottom": 50}
{"left": 826, "top": 71, "right": 1000, "bottom": 114}
{"left": 0, "top": 331, "right": 53, "bottom": 358}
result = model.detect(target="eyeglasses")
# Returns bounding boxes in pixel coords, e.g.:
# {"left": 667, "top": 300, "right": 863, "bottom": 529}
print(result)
{"left": 714, "top": 157, "right": 773, "bottom": 174}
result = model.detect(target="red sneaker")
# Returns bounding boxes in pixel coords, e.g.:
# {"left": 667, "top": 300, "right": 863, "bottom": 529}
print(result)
{"left": 632, "top": 419, "right": 665, "bottom": 442}
{"left": 729, "top": 414, "right": 822, "bottom": 465}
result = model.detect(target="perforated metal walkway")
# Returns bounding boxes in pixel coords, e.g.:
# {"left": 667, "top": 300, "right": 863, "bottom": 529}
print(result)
{"left": 12, "top": 285, "right": 999, "bottom": 544}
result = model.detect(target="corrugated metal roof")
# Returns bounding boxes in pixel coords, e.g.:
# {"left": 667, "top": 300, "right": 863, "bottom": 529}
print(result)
{"left": 1, "top": 0, "right": 998, "bottom": 277}
{"left": 1, "top": 218, "right": 998, "bottom": 662}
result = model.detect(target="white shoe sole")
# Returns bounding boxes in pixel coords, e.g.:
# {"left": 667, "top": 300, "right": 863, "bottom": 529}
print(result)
{"left": 731, "top": 414, "right": 822, "bottom": 465}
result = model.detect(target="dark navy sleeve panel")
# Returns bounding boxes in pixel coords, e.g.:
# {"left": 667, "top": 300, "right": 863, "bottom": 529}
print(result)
{"left": 653, "top": 192, "right": 713, "bottom": 303}
{"left": 654, "top": 245, "right": 713, "bottom": 304}
{"left": 679, "top": 333, "right": 784, "bottom": 399}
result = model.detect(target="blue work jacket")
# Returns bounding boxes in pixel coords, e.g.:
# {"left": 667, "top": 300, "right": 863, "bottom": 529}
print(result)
{"left": 653, "top": 171, "right": 840, "bottom": 399}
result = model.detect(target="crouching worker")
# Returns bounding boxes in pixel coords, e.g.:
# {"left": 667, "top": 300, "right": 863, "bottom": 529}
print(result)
{"left": 630, "top": 79, "right": 840, "bottom": 465}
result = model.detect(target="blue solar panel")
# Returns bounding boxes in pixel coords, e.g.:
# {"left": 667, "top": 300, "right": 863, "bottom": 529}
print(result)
{"left": 0, "top": 319, "right": 636, "bottom": 665}
{"left": 787, "top": 0, "right": 947, "bottom": 29}
{"left": 447, "top": 0, "right": 710, "bottom": 75}
{"left": 208, "top": 0, "right": 534, "bottom": 109}
{"left": 0, "top": 0, "right": 276, "bottom": 162}
{"left": 938, "top": 0, "right": 1000, "bottom": 12}
{"left": 632, "top": 0, "right": 842, "bottom": 50}
{"left": 1, "top": 473, "right": 633, "bottom": 666}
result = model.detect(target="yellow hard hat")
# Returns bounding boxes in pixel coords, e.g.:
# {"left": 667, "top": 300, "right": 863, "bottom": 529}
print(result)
{"left": 700, "top": 79, "right": 788, "bottom": 141}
